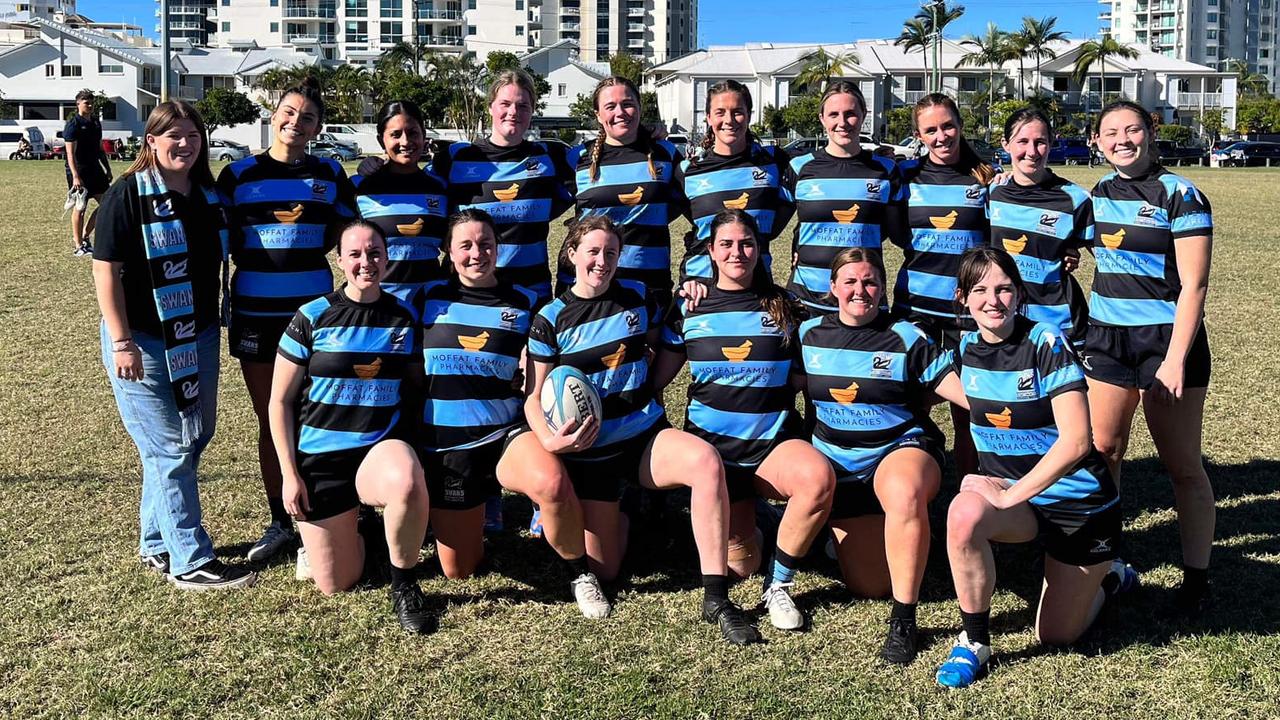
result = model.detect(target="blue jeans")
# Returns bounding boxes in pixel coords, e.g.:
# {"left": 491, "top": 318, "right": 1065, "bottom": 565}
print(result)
{"left": 101, "top": 321, "right": 220, "bottom": 575}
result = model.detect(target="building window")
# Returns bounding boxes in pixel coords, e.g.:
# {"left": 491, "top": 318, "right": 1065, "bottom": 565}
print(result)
{"left": 516, "top": 0, "right": 523, "bottom": 7}
{"left": 345, "top": 20, "right": 368, "bottom": 41}
{"left": 100, "top": 100, "right": 117, "bottom": 121}
{"left": 467, "top": 24, "right": 476, "bottom": 34}
{"left": 1208, "top": 0, "right": 1216, "bottom": 4}
{"left": 380, "top": 20, "right": 402, "bottom": 43}
{"left": 1207, "top": 46, "right": 1218, "bottom": 56}
{"left": 60, "top": 64, "right": 82, "bottom": 77}
{"left": 960, "top": 76, "right": 977, "bottom": 92}
{"left": 270, "top": 0, "right": 278, "bottom": 5}
{"left": 380, "top": 0, "right": 402, "bottom": 15}
{"left": 222, "top": 0, "right": 229, "bottom": 5}
{"left": 557, "top": 83, "right": 566, "bottom": 96}
{"left": 906, "top": 76, "right": 923, "bottom": 91}
{"left": 1264, "top": 49, "right": 1271, "bottom": 59}
{"left": 99, "top": 62, "right": 124, "bottom": 74}
{"left": 345, "top": 0, "right": 367, "bottom": 16}
{"left": 1207, "top": 29, "right": 1217, "bottom": 39}
{"left": 1207, "top": 12, "right": 1217, "bottom": 22}
{"left": 222, "top": 21, "right": 230, "bottom": 31}
{"left": 516, "top": 25, "right": 524, "bottom": 35}
{"left": 271, "top": 21, "right": 280, "bottom": 31}
{"left": 44, "top": 64, "right": 54, "bottom": 76}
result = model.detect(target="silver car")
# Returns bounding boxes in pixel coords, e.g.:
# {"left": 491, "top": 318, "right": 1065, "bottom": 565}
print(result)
{"left": 307, "top": 140, "right": 360, "bottom": 161}
{"left": 209, "top": 138, "right": 251, "bottom": 162}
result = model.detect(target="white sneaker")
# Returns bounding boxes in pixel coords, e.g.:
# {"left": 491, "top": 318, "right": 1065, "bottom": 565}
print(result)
{"left": 74, "top": 187, "right": 89, "bottom": 211}
{"left": 571, "top": 572, "right": 611, "bottom": 619}
{"left": 295, "top": 547, "right": 312, "bottom": 581}
{"left": 63, "top": 188, "right": 78, "bottom": 211}
{"left": 761, "top": 581, "right": 805, "bottom": 631}
{"left": 246, "top": 520, "right": 297, "bottom": 563}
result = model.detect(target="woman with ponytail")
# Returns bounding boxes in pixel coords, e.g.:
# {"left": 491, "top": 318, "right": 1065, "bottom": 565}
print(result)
{"left": 93, "top": 101, "right": 256, "bottom": 590}
{"left": 561, "top": 76, "right": 684, "bottom": 307}
{"left": 675, "top": 79, "right": 795, "bottom": 283}
{"left": 652, "top": 209, "right": 835, "bottom": 634}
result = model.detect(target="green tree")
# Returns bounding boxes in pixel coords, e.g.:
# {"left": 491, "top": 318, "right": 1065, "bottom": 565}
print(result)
{"left": 1226, "top": 58, "right": 1270, "bottom": 97}
{"left": 0, "top": 90, "right": 15, "bottom": 120}
{"left": 485, "top": 51, "right": 522, "bottom": 76}
{"left": 608, "top": 53, "right": 650, "bottom": 85}
{"left": 1235, "top": 95, "right": 1280, "bottom": 134}
{"left": 914, "top": 1, "right": 965, "bottom": 92}
{"left": 66, "top": 89, "right": 112, "bottom": 120}
{"left": 794, "top": 48, "right": 861, "bottom": 94}
{"left": 253, "top": 64, "right": 324, "bottom": 108}
{"left": 569, "top": 92, "right": 598, "bottom": 129}
{"left": 195, "top": 87, "right": 260, "bottom": 134}
{"left": 1072, "top": 36, "right": 1139, "bottom": 111}
{"left": 895, "top": 18, "right": 932, "bottom": 86}
{"left": 988, "top": 99, "right": 1025, "bottom": 138}
{"left": 1158, "top": 124, "right": 1194, "bottom": 145}
{"left": 760, "top": 103, "right": 788, "bottom": 138}
{"left": 958, "top": 22, "right": 1015, "bottom": 138}
{"left": 781, "top": 94, "right": 823, "bottom": 137}
{"left": 884, "top": 107, "right": 914, "bottom": 142}
{"left": 1197, "top": 107, "right": 1225, "bottom": 141}
{"left": 639, "top": 90, "right": 662, "bottom": 127}
{"left": 1019, "top": 16, "right": 1069, "bottom": 99}
{"left": 368, "top": 66, "right": 452, "bottom": 125}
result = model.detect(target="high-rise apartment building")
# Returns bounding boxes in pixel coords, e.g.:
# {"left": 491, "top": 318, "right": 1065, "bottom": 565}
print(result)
{"left": 1101, "top": 0, "right": 1278, "bottom": 89}
{"left": 0, "top": 0, "right": 75, "bottom": 22}
{"left": 156, "top": 0, "right": 695, "bottom": 64}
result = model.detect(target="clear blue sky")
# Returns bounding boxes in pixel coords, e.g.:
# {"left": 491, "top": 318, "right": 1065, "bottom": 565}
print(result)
{"left": 78, "top": 0, "right": 1103, "bottom": 46}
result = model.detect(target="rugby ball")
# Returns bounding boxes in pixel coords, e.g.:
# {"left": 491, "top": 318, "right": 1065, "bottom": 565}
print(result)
{"left": 541, "top": 365, "right": 602, "bottom": 437}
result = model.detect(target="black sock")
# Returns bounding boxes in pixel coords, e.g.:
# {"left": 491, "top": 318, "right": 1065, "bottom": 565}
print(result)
{"left": 1182, "top": 565, "right": 1209, "bottom": 595}
{"left": 960, "top": 609, "right": 991, "bottom": 647}
{"left": 891, "top": 599, "right": 918, "bottom": 622}
{"left": 268, "top": 496, "right": 292, "bottom": 526}
{"left": 389, "top": 563, "right": 416, "bottom": 591}
{"left": 566, "top": 554, "right": 590, "bottom": 578}
{"left": 702, "top": 574, "right": 729, "bottom": 605}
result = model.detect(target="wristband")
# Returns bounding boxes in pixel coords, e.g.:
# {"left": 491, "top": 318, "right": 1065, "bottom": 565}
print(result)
{"left": 112, "top": 338, "right": 135, "bottom": 352}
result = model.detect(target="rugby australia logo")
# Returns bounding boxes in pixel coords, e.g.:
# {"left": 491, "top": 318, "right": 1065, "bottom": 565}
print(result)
{"left": 1016, "top": 369, "right": 1036, "bottom": 400}
{"left": 870, "top": 354, "right": 893, "bottom": 379}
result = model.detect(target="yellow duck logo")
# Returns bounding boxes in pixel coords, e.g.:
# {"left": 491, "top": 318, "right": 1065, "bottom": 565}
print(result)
{"left": 831, "top": 204, "right": 861, "bottom": 224}
{"left": 457, "top": 331, "right": 490, "bottom": 351}
{"left": 1100, "top": 228, "right": 1126, "bottom": 250}
{"left": 1003, "top": 234, "right": 1028, "bottom": 254}
{"left": 396, "top": 217, "right": 425, "bottom": 236}
{"left": 273, "top": 203, "right": 304, "bottom": 224}
{"left": 353, "top": 357, "right": 382, "bottom": 379}
{"left": 829, "top": 380, "right": 859, "bottom": 404}
{"left": 985, "top": 406, "right": 1013, "bottom": 429}
{"left": 722, "top": 192, "right": 750, "bottom": 210}
{"left": 721, "top": 340, "right": 753, "bottom": 362}
{"left": 493, "top": 183, "right": 521, "bottom": 202}
{"left": 617, "top": 186, "right": 645, "bottom": 206}
{"left": 600, "top": 343, "right": 628, "bottom": 370}
{"left": 929, "top": 210, "right": 958, "bottom": 230}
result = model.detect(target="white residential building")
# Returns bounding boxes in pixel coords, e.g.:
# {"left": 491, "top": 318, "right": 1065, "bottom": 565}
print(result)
{"left": 0, "top": 0, "right": 75, "bottom": 23}
{"left": 650, "top": 39, "right": 1236, "bottom": 139}
{"left": 536, "top": 0, "right": 695, "bottom": 64}
{"left": 520, "top": 38, "right": 606, "bottom": 122}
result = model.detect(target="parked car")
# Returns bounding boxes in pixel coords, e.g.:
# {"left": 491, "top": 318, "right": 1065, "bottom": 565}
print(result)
{"left": 1229, "top": 141, "right": 1280, "bottom": 166}
{"left": 887, "top": 137, "right": 927, "bottom": 160}
{"left": 321, "top": 124, "right": 385, "bottom": 155}
{"left": 666, "top": 133, "right": 689, "bottom": 158}
{"left": 1209, "top": 141, "right": 1246, "bottom": 166}
{"left": 783, "top": 134, "right": 886, "bottom": 157}
{"left": 307, "top": 140, "right": 360, "bottom": 161}
{"left": 1155, "top": 140, "right": 1206, "bottom": 165}
{"left": 991, "top": 137, "right": 1090, "bottom": 166}
{"left": 209, "top": 138, "right": 252, "bottom": 162}
{"left": 0, "top": 127, "right": 48, "bottom": 159}
{"left": 314, "top": 132, "right": 361, "bottom": 155}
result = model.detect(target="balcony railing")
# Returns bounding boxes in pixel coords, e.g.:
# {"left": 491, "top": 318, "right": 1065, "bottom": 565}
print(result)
{"left": 284, "top": 5, "right": 337, "bottom": 18}
{"left": 561, "top": 21, "right": 579, "bottom": 30}
{"left": 416, "top": 8, "right": 464, "bottom": 19}
{"left": 1173, "top": 91, "right": 1224, "bottom": 107}
{"left": 560, "top": 6, "right": 579, "bottom": 13}
{"left": 421, "top": 34, "right": 464, "bottom": 46}
{"left": 627, "top": 7, "right": 644, "bottom": 16}
{"left": 626, "top": 38, "right": 644, "bottom": 48}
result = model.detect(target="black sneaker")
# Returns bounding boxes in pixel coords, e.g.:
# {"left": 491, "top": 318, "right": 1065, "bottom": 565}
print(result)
{"left": 140, "top": 552, "right": 170, "bottom": 576}
{"left": 391, "top": 583, "right": 439, "bottom": 635}
{"left": 701, "top": 599, "right": 763, "bottom": 646}
{"left": 1171, "top": 582, "right": 1213, "bottom": 619}
{"left": 170, "top": 559, "right": 257, "bottom": 591}
{"left": 881, "top": 617, "right": 919, "bottom": 665}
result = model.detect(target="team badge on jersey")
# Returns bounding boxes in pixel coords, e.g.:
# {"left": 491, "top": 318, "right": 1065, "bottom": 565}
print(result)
{"left": 624, "top": 310, "right": 640, "bottom": 330}
{"left": 760, "top": 314, "right": 783, "bottom": 334}
{"left": 1017, "top": 369, "right": 1036, "bottom": 400}
{"left": 390, "top": 329, "right": 408, "bottom": 352}
{"left": 751, "top": 168, "right": 771, "bottom": 185}
{"left": 964, "top": 185, "right": 985, "bottom": 206}
{"left": 1134, "top": 204, "right": 1167, "bottom": 228}
{"left": 499, "top": 308, "right": 520, "bottom": 328}
{"left": 1037, "top": 212, "right": 1061, "bottom": 236}
{"left": 870, "top": 354, "right": 894, "bottom": 379}
{"left": 525, "top": 158, "right": 546, "bottom": 176}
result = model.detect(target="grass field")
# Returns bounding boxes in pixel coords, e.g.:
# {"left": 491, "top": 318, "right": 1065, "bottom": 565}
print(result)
{"left": 1, "top": 161, "right": 1278, "bottom": 718}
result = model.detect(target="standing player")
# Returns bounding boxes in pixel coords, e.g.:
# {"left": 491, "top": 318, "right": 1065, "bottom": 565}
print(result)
{"left": 934, "top": 247, "right": 1130, "bottom": 689}
{"left": 796, "top": 247, "right": 964, "bottom": 664}
{"left": 892, "top": 93, "right": 995, "bottom": 476}
{"left": 352, "top": 100, "right": 449, "bottom": 303}
{"left": 66, "top": 89, "right": 113, "bottom": 256}
{"left": 217, "top": 77, "right": 357, "bottom": 564}
{"left": 676, "top": 79, "right": 794, "bottom": 283}
{"left": 653, "top": 209, "right": 835, "bottom": 632}
{"left": 787, "top": 81, "right": 900, "bottom": 314}
{"left": 270, "top": 220, "right": 436, "bottom": 634}
{"left": 430, "top": 69, "right": 574, "bottom": 304}
{"left": 987, "top": 108, "right": 1094, "bottom": 348}
{"left": 1087, "top": 100, "right": 1215, "bottom": 616}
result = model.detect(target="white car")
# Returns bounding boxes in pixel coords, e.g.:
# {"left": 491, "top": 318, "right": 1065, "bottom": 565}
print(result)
{"left": 0, "top": 126, "right": 48, "bottom": 159}
{"left": 209, "top": 138, "right": 251, "bottom": 162}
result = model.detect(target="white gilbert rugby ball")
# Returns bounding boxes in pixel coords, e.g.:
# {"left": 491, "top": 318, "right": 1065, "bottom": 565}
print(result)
{"left": 541, "top": 365, "right": 602, "bottom": 437}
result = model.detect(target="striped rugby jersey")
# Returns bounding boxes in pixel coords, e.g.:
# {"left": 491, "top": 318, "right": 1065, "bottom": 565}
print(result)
{"left": 430, "top": 138, "right": 574, "bottom": 302}
{"left": 675, "top": 142, "right": 795, "bottom": 282}
{"left": 661, "top": 286, "right": 796, "bottom": 468}
{"left": 952, "top": 316, "right": 1117, "bottom": 514}
{"left": 352, "top": 166, "right": 448, "bottom": 303}
{"left": 787, "top": 148, "right": 904, "bottom": 313}
{"left": 1089, "top": 167, "right": 1213, "bottom": 327}
{"left": 528, "top": 280, "right": 665, "bottom": 460}
{"left": 277, "top": 288, "right": 420, "bottom": 456}
{"left": 988, "top": 174, "right": 1094, "bottom": 342}
{"left": 560, "top": 137, "right": 684, "bottom": 294}
{"left": 217, "top": 153, "right": 356, "bottom": 319}
{"left": 893, "top": 158, "right": 989, "bottom": 326}
{"left": 416, "top": 279, "right": 537, "bottom": 452}
{"left": 798, "top": 313, "right": 949, "bottom": 477}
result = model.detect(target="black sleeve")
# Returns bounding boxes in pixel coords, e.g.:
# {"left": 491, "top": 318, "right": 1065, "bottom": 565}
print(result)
{"left": 92, "top": 182, "right": 138, "bottom": 262}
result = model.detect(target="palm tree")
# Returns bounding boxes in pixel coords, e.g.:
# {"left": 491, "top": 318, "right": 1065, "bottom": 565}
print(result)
{"left": 794, "top": 47, "right": 861, "bottom": 93}
{"left": 959, "top": 23, "right": 1013, "bottom": 138}
{"left": 1072, "top": 36, "right": 1139, "bottom": 111}
{"left": 1226, "top": 58, "right": 1270, "bottom": 96}
{"left": 914, "top": 2, "right": 966, "bottom": 92}
{"left": 896, "top": 17, "right": 932, "bottom": 94}
{"left": 1019, "top": 16, "right": 1069, "bottom": 99}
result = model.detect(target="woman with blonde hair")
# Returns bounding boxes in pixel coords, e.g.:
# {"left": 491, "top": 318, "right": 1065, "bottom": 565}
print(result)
{"left": 93, "top": 101, "right": 256, "bottom": 589}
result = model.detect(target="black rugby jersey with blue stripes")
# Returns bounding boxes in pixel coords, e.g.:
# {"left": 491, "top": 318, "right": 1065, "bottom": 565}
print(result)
{"left": 277, "top": 288, "right": 420, "bottom": 457}
{"left": 430, "top": 138, "right": 574, "bottom": 302}
{"left": 352, "top": 166, "right": 448, "bottom": 303}
{"left": 951, "top": 316, "right": 1117, "bottom": 514}
{"left": 217, "top": 153, "right": 356, "bottom": 320}
{"left": 797, "top": 313, "right": 949, "bottom": 478}
{"left": 559, "top": 137, "right": 684, "bottom": 293}
{"left": 787, "top": 148, "right": 904, "bottom": 313}
{"left": 417, "top": 279, "right": 537, "bottom": 452}
{"left": 988, "top": 174, "right": 1094, "bottom": 342}
{"left": 660, "top": 286, "right": 795, "bottom": 468}
{"left": 527, "top": 280, "right": 665, "bottom": 460}
{"left": 674, "top": 142, "right": 795, "bottom": 282}
{"left": 893, "top": 158, "right": 989, "bottom": 326}
{"left": 1090, "top": 167, "right": 1213, "bottom": 327}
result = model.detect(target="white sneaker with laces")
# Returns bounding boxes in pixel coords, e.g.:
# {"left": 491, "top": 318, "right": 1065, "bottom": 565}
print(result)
{"left": 295, "top": 547, "right": 312, "bottom": 581}
{"left": 571, "top": 572, "right": 611, "bottom": 619}
{"left": 74, "top": 187, "right": 89, "bottom": 211}
{"left": 761, "top": 581, "right": 804, "bottom": 630}
{"left": 246, "top": 520, "right": 297, "bottom": 563}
